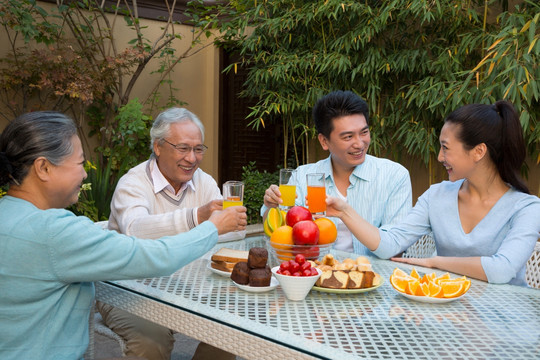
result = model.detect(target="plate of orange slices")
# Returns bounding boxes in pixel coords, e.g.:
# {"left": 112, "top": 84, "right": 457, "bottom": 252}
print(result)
{"left": 390, "top": 268, "right": 471, "bottom": 303}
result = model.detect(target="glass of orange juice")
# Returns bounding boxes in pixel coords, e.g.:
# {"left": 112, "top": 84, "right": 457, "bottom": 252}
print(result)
{"left": 222, "top": 181, "right": 244, "bottom": 209}
{"left": 279, "top": 168, "right": 296, "bottom": 210}
{"left": 306, "top": 173, "right": 326, "bottom": 215}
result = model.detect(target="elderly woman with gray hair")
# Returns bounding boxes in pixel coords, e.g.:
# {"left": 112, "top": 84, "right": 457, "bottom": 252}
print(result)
{"left": 0, "top": 111, "right": 246, "bottom": 359}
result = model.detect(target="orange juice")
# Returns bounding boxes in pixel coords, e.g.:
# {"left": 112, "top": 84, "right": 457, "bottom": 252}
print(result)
{"left": 307, "top": 185, "right": 326, "bottom": 213}
{"left": 223, "top": 196, "right": 243, "bottom": 209}
{"left": 279, "top": 184, "right": 296, "bottom": 207}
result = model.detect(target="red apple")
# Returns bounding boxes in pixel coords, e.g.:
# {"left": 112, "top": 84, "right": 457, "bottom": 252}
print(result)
{"left": 292, "top": 220, "right": 319, "bottom": 245}
{"left": 286, "top": 206, "right": 313, "bottom": 227}
{"left": 304, "top": 245, "right": 320, "bottom": 259}
{"left": 294, "top": 245, "right": 320, "bottom": 259}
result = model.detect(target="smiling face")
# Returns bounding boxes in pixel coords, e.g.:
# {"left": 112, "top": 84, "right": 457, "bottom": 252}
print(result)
{"left": 438, "top": 122, "right": 477, "bottom": 181}
{"left": 49, "top": 135, "right": 87, "bottom": 208}
{"left": 154, "top": 121, "right": 204, "bottom": 191}
{"left": 318, "top": 114, "right": 371, "bottom": 173}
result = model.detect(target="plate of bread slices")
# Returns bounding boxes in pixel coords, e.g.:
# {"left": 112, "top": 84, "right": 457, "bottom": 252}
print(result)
{"left": 312, "top": 254, "right": 383, "bottom": 293}
{"left": 208, "top": 248, "right": 249, "bottom": 277}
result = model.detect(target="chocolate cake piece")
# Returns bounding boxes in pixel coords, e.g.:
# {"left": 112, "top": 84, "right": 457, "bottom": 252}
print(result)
{"left": 362, "top": 271, "right": 375, "bottom": 288}
{"left": 249, "top": 265, "right": 272, "bottom": 287}
{"left": 247, "top": 247, "right": 268, "bottom": 269}
{"left": 231, "top": 261, "right": 250, "bottom": 285}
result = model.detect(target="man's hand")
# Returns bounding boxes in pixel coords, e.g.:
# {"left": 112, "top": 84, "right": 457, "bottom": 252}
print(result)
{"left": 209, "top": 206, "right": 248, "bottom": 234}
{"left": 263, "top": 184, "right": 281, "bottom": 209}
{"left": 197, "top": 199, "right": 223, "bottom": 224}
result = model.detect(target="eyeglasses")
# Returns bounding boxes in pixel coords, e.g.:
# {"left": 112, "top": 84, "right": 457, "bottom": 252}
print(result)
{"left": 162, "top": 139, "right": 208, "bottom": 155}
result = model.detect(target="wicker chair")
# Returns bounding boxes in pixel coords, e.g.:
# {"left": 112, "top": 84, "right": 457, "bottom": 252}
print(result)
{"left": 401, "top": 233, "right": 437, "bottom": 259}
{"left": 525, "top": 241, "right": 540, "bottom": 289}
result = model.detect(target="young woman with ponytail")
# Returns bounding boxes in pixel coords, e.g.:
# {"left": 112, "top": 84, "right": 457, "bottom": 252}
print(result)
{"left": 325, "top": 100, "right": 540, "bottom": 286}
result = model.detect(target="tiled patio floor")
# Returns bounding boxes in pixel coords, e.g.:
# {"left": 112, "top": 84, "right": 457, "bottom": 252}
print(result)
{"left": 94, "top": 332, "right": 199, "bottom": 359}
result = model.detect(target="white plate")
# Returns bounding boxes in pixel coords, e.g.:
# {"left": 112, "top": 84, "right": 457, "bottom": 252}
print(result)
{"left": 233, "top": 276, "right": 279, "bottom": 293}
{"left": 207, "top": 263, "right": 232, "bottom": 277}
{"left": 392, "top": 286, "right": 467, "bottom": 303}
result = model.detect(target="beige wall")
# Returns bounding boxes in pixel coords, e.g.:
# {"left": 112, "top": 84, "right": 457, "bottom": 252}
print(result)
{"left": 0, "top": 2, "right": 221, "bottom": 179}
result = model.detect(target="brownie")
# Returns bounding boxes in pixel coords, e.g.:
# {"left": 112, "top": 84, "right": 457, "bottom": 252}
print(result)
{"left": 247, "top": 247, "right": 268, "bottom": 269}
{"left": 231, "top": 261, "right": 250, "bottom": 285}
{"left": 249, "top": 265, "right": 271, "bottom": 287}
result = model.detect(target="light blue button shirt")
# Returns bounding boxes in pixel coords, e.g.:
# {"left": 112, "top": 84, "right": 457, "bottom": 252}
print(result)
{"left": 262, "top": 155, "right": 412, "bottom": 255}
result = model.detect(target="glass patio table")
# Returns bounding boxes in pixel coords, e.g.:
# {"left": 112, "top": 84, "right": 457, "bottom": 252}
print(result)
{"left": 95, "top": 235, "right": 540, "bottom": 360}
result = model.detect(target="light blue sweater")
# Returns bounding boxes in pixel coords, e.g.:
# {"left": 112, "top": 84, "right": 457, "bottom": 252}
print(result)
{"left": 374, "top": 180, "right": 540, "bottom": 286}
{"left": 0, "top": 196, "right": 218, "bottom": 359}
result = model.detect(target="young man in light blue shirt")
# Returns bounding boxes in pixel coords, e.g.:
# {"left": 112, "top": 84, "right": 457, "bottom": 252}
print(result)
{"left": 262, "top": 90, "right": 412, "bottom": 255}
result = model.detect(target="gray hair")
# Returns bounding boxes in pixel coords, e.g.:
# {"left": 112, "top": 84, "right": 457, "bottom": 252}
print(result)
{"left": 0, "top": 111, "right": 78, "bottom": 186}
{"left": 150, "top": 108, "right": 205, "bottom": 152}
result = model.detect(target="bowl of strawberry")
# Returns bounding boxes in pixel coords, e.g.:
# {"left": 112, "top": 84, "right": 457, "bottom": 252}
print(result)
{"left": 271, "top": 254, "right": 322, "bottom": 301}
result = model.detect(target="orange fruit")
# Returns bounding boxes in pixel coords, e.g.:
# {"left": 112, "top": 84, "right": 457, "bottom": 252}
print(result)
{"left": 428, "top": 282, "right": 443, "bottom": 298}
{"left": 270, "top": 225, "right": 294, "bottom": 260}
{"left": 461, "top": 280, "right": 471, "bottom": 295}
{"left": 434, "top": 272, "right": 450, "bottom": 285}
{"left": 390, "top": 275, "right": 410, "bottom": 293}
{"left": 439, "top": 279, "right": 470, "bottom": 297}
{"left": 415, "top": 282, "right": 430, "bottom": 297}
{"left": 441, "top": 282, "right": 464, "bottom": 298}
{"left": 405, "top": 279, "right": 419, "bottom": 295}
{"left": 410, "top": 268, "right": 420, "bottom": 280}
{"left": 393, "top": 268, "right": 413, "bottom": 280}
{"left": 314, "top": 218, "right": 338, "bottom": 245}
{"left": 420, "top": 272, "right": 436, "bottom": 284}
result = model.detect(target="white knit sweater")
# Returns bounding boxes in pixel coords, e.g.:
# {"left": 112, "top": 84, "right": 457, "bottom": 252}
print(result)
{"left": 108, "top": 159, "right": 221, "bottom": 239}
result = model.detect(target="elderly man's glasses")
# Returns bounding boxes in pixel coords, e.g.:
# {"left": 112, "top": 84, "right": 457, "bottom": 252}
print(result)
{"left": 162, "top": 139, "right": 208, "bottom": 155}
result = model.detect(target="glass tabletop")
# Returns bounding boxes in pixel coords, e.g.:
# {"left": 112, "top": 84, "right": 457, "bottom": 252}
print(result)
{"left": 105, "top": 236, "right": 540, "bottom": 359}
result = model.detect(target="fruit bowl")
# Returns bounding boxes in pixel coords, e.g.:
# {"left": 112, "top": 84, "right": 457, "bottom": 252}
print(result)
{"left": 269, "top": 240, "right": 333, "bottom": 263}
{"left": 271, "top": 266, "right": 322, "bottom": 301}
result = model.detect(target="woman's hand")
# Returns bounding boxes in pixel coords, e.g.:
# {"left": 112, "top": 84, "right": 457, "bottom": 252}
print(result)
{"left": 324, "top": 196, "right": 349, "bottom": 218}
{"left": 391, "top": 256, "right": 434, "bottom": 268}
{"left": 209, "top": 206, "right": 247, "bottom": 234}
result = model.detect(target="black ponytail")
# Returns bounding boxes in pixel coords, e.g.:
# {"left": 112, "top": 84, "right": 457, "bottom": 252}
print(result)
{"left": 495, "top": 100, "right": 529, "bottom": 193}
{"left": 444, "top": 100, "right": 529, "bottom": 194}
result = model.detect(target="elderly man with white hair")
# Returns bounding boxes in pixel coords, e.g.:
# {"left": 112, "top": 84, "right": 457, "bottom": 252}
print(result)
{"left": 99, "top": 108, "right": 235, "bottom": 360}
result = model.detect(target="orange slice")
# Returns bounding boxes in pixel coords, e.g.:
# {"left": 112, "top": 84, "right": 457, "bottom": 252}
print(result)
{"left": 434, "top": 272, "right": 450, "bottom": 285}
{"left": 405, "top": 279, "right": 420, "bottom": 295}
{"left": 415, "top": 282, "right": 430, "bottom": 297}
{"left": 442, "top": 282, "right": 464, "bottom": 298}
{"left": 420, "top": 272, "right": 436, "bottom": 284}
{"left": 428, "top": 282, "right": 443, "bottom": 298}
{"left": 393, "top": 268, "right": 413, "bottom": 279}
{"left": 390, "top": 275, "right": 411, "bottom": 293}
{"left": 461, "top": 280, "right": 471, "bottom": 295}
{"left": 410, "top": 268, "right": 420, "bottom": 280}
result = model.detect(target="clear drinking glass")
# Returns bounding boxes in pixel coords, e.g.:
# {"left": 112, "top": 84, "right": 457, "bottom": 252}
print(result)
{"left": 279, "top": 168, "right": 296, "bottom": 209}
{"left": 222, "top": 181, "right": 244, "bottom": 209}
{"left": 306, "top": 173, "right": 326, "bottom": 215}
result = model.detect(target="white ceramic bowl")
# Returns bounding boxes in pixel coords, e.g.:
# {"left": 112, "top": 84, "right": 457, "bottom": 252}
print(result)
{"left": 271, "top": 266, "right": 322, "bottom": 301}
